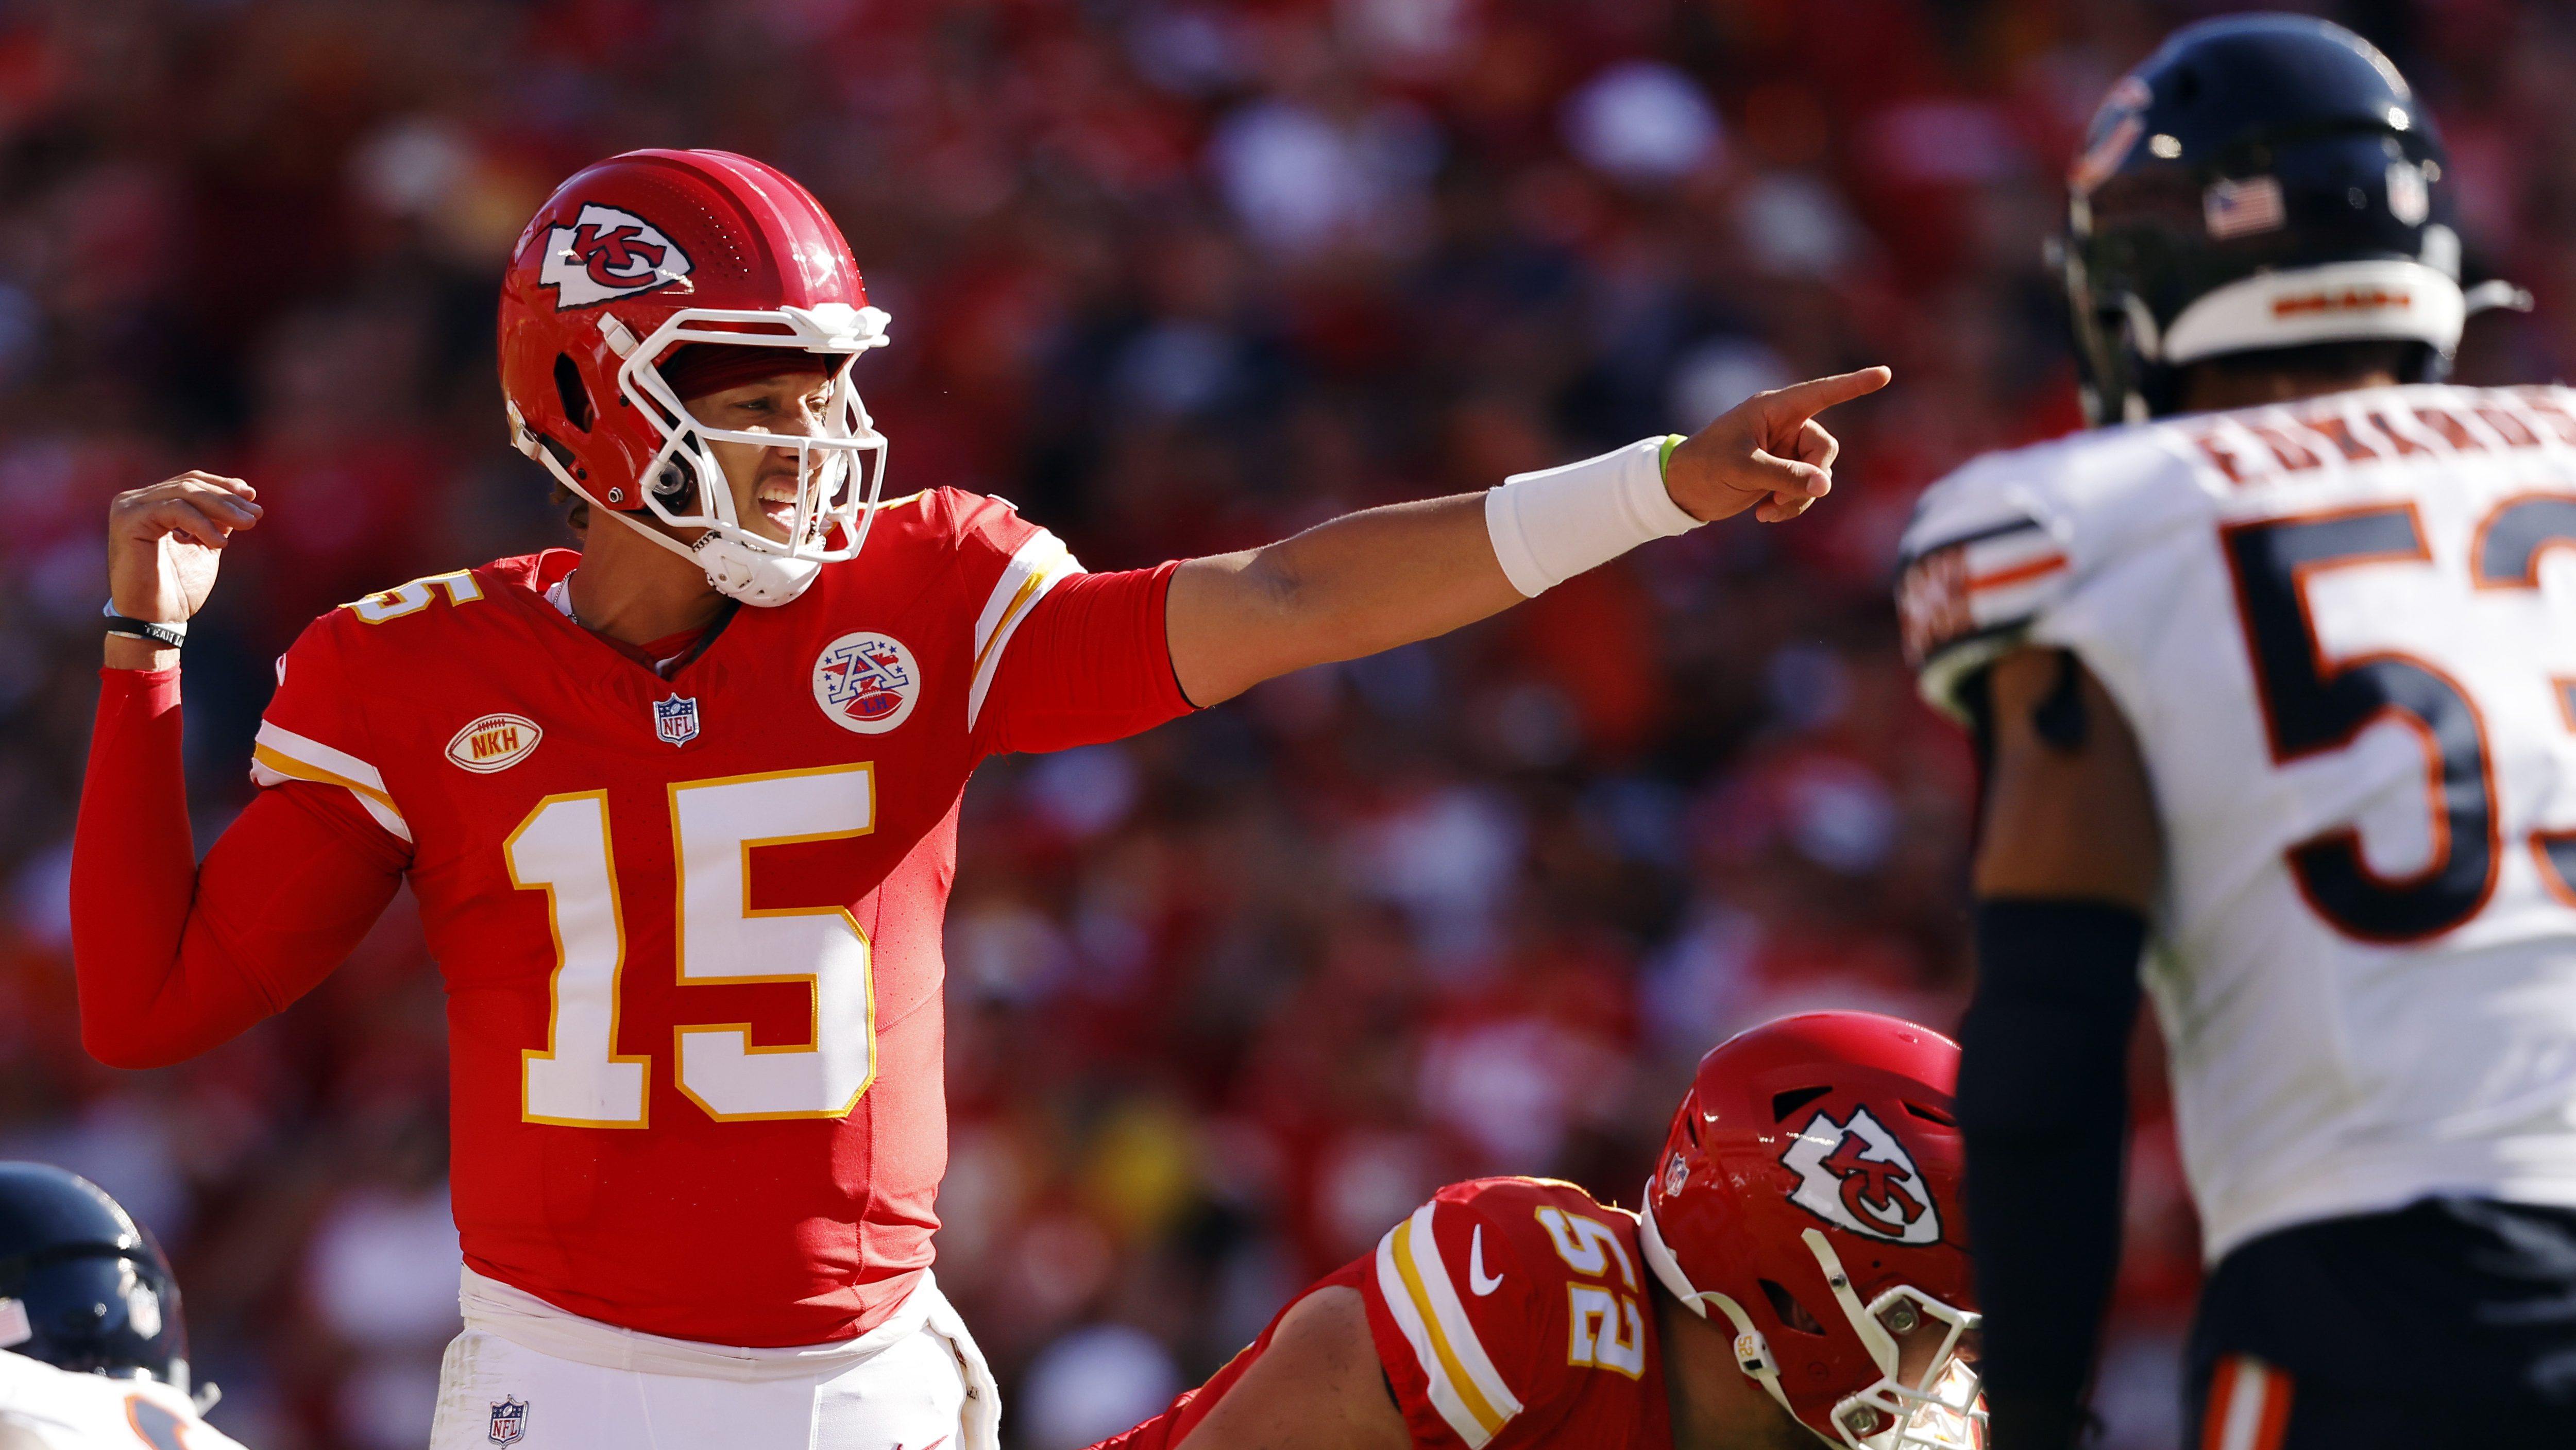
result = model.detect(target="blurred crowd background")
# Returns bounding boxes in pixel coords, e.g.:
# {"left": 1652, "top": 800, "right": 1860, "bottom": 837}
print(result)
{"left": 0, "top": 0, "right": 2561, "bottom": 1445}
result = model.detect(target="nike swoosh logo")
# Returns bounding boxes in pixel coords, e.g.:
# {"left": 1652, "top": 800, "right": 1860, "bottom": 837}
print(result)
{"left": 1468, "top": 1225, "right": 1504, "bottom": 1296}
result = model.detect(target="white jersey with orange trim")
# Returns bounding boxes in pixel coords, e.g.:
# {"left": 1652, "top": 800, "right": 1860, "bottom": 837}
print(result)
{"left": 0, "top": 1353, "right": 246, "bottom": 1450}
{"left": 1898, "top": 383, "right": 2576, "bottom": 1259}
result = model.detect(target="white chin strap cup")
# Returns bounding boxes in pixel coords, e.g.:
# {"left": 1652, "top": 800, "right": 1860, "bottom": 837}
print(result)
{"left": 693, "top": 533, "right": 823, "bottom": 607}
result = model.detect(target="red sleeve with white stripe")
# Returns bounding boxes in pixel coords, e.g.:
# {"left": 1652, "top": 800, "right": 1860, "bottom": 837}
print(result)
{"left": 1359, "top": 1186, "right": 1553, "bottom": 1450}
{"left": 71, "top": 667, "right": 408, "bottom": 1069}
{"left": 248, "top": 614, "right": 419, "bottom": 845}
{"left": 951, "top": 494, "right": 1194, "bottom": 758}
{"left": 1357, "top": 1178, "right": 1666, "bottom": 1450}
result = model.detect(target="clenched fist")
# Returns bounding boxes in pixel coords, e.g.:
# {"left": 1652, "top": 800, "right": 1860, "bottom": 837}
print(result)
{"left": 103, "top": 471, "right": 263, "bottom": 669}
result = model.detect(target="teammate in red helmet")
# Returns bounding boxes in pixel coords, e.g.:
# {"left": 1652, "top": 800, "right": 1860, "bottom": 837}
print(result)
{"left": 1088, "top": 1014, "right": 1982, "bottom": 1450}
{"left": 72, "top": 149, "right": 1889, "bottom": 1449}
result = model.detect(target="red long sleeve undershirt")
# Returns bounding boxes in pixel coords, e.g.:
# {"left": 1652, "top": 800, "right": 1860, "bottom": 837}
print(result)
{"left": 71, "top": 668, "right": 407, "bottom": 1069}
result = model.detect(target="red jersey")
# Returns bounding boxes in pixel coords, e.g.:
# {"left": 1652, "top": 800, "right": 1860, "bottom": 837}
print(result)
{"left": 230, "top": 488, "right": 1188, "bottom": 1344}
{"left": 1102, "top": 1178, "right": 1669, "bottom": 1450}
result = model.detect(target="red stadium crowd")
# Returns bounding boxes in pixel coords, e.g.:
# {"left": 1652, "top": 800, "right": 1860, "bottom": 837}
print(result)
{"left": 0, "top": 1, "right": 2567, "bottom": 1446}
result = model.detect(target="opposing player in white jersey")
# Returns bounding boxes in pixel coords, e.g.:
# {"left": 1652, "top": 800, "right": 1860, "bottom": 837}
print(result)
{"left": 1896, "top": 15, "right": 2573, "bottom": 1450}
{"left": 0, "top": 1165, "right": 245, "bottom": 1450}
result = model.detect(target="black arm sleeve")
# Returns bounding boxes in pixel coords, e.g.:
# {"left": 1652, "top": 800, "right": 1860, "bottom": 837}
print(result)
{"left": 1957, "top": 897, "right": 2147, "bottom": 1450}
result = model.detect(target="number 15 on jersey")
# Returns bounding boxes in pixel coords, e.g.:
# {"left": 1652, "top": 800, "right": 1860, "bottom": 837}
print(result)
{"left": 504, "top": 763, "right": 879, "bottom": 1127}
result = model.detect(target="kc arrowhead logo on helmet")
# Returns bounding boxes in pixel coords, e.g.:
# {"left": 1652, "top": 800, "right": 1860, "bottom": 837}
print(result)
{"left": 537, "top": 203, "right": 694, "bottom": 309}
{"left": 1778, "top": 1105, "right": 1942, "bottom": 1244}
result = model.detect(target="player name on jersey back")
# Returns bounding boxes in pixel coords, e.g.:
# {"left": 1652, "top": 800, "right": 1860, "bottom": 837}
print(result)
{"left": 1900, "top": 384, "right": 2576, "bottom": 1259}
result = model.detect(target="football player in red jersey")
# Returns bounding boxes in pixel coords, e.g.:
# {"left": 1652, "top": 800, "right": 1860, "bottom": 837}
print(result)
{"left": 70, "top": 150, "right": 1890, "bottom": 1450}
{"left": 1089, "top": 1014, "right": 1981, "bottom": 1450}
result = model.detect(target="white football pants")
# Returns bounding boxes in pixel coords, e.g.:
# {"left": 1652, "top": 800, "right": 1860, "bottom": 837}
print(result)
{"left": 427, "top": 1267, "right": 997, "bottom": 1450}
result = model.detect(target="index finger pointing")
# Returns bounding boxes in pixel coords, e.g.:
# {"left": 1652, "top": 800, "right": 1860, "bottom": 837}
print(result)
{"left": 1758, "top": 366, "right": 1893, "bottom": 424}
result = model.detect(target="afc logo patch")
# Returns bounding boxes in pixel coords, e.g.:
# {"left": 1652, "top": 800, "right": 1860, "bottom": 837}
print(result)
{"left": 537, "top": 203, "right": 693, "bottom": 310}
{"left": 813, "top": 631, "right": 920, "bottom": 735}
{"left": 487, "top": 1396, "right": 528, "bottom": 1444}
{"left": 654, "top": 693, "right": 702, "bottom": 747}
{"left": 1777, "top": 1104, "right": 1942, "bottom": 1244}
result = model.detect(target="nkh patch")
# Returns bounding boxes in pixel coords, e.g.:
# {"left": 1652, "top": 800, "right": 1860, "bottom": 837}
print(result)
{"left": 537, "top": 203, "right": 693, "bottom": 310}
{"left": 487, "top": 1396, "right": 528, "bottom": 1444}
{"left": 654, "top": 693, "right": 702, "bottom": 747}
{"left": 1778, "top": 1105, "right": 1942, "bottom": 1244}
{"left": 445, "top": 713, "right": 543, "bottom": 774}
{"left": 812, "top": 630, "right": 920, "bottom": 735}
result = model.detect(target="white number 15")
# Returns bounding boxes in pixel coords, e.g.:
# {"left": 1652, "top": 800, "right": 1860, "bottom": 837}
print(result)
{"left": 503, "top": 764, "right": 878, "bottom": 1127}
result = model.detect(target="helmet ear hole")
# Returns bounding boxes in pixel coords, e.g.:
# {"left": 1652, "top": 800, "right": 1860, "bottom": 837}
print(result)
{"left": 1771, "top": 1086, "right": 1832, "bottom": 1121}
{"left": 1757, "top": 1278, "right": 1827, "bottom": 1336}
{"left": 553, "top": 354, "right": 594, "bottom": 432}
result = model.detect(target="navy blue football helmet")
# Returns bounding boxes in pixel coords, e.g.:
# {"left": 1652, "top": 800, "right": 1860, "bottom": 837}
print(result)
{"left": 0, "top": 1164, "right": 192, "bottom": 1396}
{"left": 2062, "top": 13, "right": 2523, "bottom": 425}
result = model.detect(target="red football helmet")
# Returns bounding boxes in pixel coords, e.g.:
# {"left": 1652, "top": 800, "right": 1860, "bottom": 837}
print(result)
{"left": 1640, "top": 1013, "right": 1982, "bottom": 1450}
{"left": 497, "top": 148, "right": 892, "bottom": 606}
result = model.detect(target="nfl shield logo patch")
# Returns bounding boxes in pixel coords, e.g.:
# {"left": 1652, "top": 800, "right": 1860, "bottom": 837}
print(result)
{"left": 653, "top": 693, "right": 701, "bottom": 747}
{"left": 487, "top": 1397, "right": 528, "bottom": 1444}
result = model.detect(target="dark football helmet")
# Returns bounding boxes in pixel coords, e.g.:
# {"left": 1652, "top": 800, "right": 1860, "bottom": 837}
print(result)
{"left": 2062, "top": 13, "right": 2524, "bottom": 425}
{"left": 0, "top": 1165, "right": 194, "bottom": 1400}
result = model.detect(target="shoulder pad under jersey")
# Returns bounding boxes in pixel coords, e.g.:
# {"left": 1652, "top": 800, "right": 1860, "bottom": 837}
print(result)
{"left": 1369, "top": 1178, "right": 1651, "bottom": 1449}
{"left": 1896, "top": 423, "right": 2210, "bottom": 719}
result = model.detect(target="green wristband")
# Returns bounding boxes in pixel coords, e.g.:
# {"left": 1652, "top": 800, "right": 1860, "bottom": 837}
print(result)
{"left": 1657, "top": 434, "right": 1685, "bottom": 478}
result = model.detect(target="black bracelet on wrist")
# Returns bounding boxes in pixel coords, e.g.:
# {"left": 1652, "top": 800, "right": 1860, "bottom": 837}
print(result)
{"left": 101, "top": 603, "right": 187, "bottom": 649}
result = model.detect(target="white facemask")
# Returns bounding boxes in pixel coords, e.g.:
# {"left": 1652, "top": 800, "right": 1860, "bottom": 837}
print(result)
{"left": 516, "top": 302, "right": 894, "bottom": 608}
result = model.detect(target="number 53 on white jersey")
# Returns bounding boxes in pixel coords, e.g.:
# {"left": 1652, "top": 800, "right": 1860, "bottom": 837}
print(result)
{"left": 1900, "top": 384, "right": 2576, "bottom": 1263}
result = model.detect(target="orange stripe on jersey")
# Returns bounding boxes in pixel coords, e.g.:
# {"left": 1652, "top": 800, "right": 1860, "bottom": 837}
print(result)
{"left": 1965, "top": 553, "right": 2069, "bottom": 593}
{"left": 250, "top": 742, "right": 402, "bottom": 817}
{"left": 971, "top": 567, "right": 1053, "bottom": 683}
{"left": 1390, "top": 1214, "right": 1508, "bottom": 1438}
{"left": 2200, "top": 1355, "right": 2294, "bottom": 1450}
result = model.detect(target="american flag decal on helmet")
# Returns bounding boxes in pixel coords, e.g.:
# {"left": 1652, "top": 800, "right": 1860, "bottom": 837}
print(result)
{"left": 2204, "top": 175, "right": 2287, "bottom": 240}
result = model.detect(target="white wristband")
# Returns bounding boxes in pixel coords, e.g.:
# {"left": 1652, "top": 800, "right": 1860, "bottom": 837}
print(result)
{"left": 1484, "top": 435, "right": 1698, "bottom": 598}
